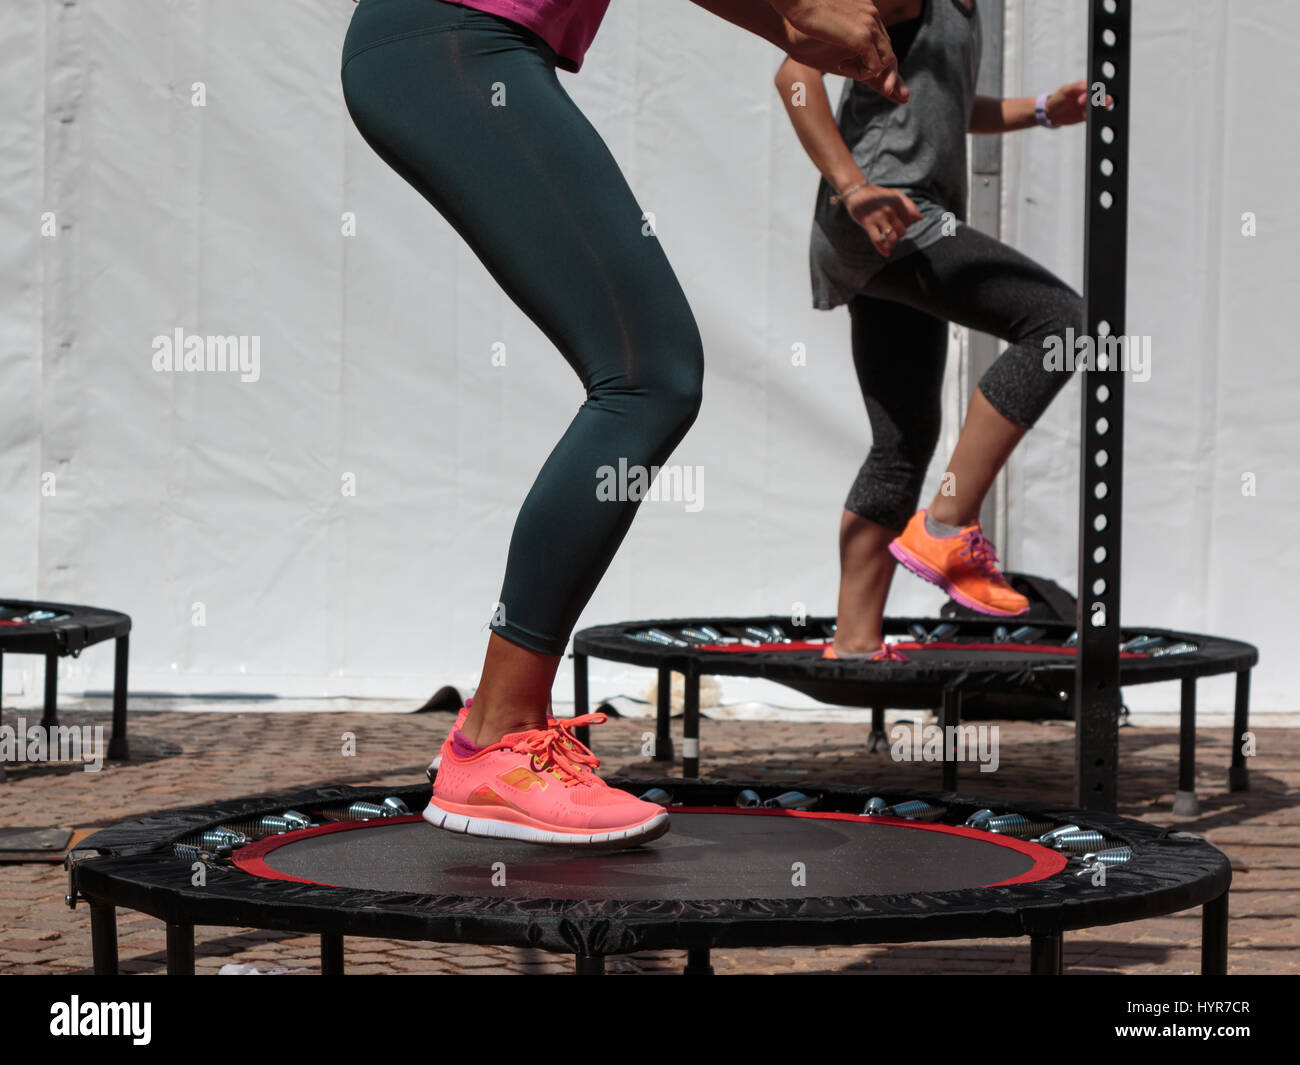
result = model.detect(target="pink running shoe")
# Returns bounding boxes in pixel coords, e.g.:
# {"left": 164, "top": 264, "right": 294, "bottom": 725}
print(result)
{"left": 425, "top": 726, "right": 668, "bottom": 848}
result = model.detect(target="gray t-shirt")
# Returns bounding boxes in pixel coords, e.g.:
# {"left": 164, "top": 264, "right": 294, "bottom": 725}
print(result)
{"left": 810, "top": 0, "right": 982, "bottom": 310}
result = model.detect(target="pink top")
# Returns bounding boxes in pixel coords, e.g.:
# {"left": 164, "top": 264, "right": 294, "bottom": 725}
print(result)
{"left": 449, "top": 0, "right": 611, "bottom": 72}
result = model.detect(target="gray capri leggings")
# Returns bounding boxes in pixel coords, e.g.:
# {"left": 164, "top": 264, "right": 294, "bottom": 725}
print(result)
{"left": 845, "top": 223, "right": 1082, "bottom": 530}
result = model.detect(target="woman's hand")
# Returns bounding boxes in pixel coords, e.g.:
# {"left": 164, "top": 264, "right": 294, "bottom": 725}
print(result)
{"left": 1044, "top": 79, "right": 1112, "bottom": 127}
{"left": 772, "top": 0, "right": 908, "bottom": 102}
{"left": 843, "top": 184, "right": 923, "bottom": 256}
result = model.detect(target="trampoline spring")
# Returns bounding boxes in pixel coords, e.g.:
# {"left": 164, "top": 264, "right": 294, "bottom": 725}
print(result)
{"left": 221, "top": 814, "right": 305, "bottom": 839}
{"left": 1034, "top": 824, "right": 1082, "bottom": 845}
{"left": 1083, "top": 846, "right": 1134, "bottom": 866}
{"left": 766, "top": 624, "right": 789, "bottom": 643}
{"left": 929, "top": 622, "right": 959, "bottom": 642}
{"left": 1043, "top": 829, "right": 1108, "bottom": 853}
{"left": 172, "top": 842, "right": 217, "bottom": 863}
{"left": 697, "top": 625, "right": 724, "bottom": 641}
{"left": 736, "top": 789, "right": 763, "bottom": 808}
{"left": 883, "top": 800, "right": 946, "bottom": 821}
{"left": 319, "top": 799, "right": 410, "bottom": 822}
{"left": 964, "top": 808, "right": 995, "bottom": 828}
{"left": 983, "top": 814, "right": 1054, "bottom": 839}
{"left": 909, "top": 622, "right": 929, "bottom": 642}
{"left": 645, "top": 628, "right": 690, "bottom": 647}
{"left": 1150, "top": 641, "right": 1197, "bottom": 657}
{"left": 862, "top": 797, "right": 889, "bottom": 816}
{"left": 281, "top": 810, "right": 313, "bottom": 830}
{"left": 176, "top": 827, "right": 248, "bottom": 855}
{"left": 743, "top": 626, "right": 778, "bottom": 643}
{"left": 678, "top": 628, "right": 717, "bottom": 644}
{"left": 762, "top": 791, "right": 817, "bottom": 811}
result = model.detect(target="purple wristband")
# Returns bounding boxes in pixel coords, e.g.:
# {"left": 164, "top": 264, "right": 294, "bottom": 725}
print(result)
{"left": 1035, "top": 92, "right": 1056, "bottom": 128}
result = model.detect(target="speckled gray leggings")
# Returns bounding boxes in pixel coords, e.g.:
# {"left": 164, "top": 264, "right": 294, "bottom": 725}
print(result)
{"left": 845, "top": 224, "right": 1082, "bottom": 530}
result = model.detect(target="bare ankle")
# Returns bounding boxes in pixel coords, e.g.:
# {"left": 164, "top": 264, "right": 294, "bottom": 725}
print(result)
{"left": 461, "top": 701, "right": 547, "bottom": 747}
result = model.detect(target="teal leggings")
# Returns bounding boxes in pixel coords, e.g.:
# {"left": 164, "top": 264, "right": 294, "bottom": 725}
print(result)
{"left": 342, "top": 0, "right": 704, "bottom": 655}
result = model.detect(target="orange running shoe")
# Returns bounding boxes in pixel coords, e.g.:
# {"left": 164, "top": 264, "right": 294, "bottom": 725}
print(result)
{"left": 822, "top": 644, "right": 909, "bottom": 662}
{"left": 425, "top": 726, "right": 668, "bottom": 848}
{"left": 888, "top": 510, "right": 1029, "bottom": 617}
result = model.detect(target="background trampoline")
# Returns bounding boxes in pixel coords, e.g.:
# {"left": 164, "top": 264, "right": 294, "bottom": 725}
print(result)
{"left": 572, "top": 607, "right": 1258, "bottom": 812}
{"left": 68, "top": 779, "right": 1231, "bottom": 976}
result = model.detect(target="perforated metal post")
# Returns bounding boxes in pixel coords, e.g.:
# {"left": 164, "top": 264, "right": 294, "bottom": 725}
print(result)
{"left": 1075, "top": 0, "right": 1131, "bottom": 812}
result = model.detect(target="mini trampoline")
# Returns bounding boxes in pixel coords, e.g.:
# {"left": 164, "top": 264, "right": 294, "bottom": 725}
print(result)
{"left": 572, "top": 609, "right": 1257, "bottom": 813}
{"left": 0, "top": 599, "right": 132, "bottom": 780}
{"left": 68, "top": 779, "right": 1231, "bottom": 976}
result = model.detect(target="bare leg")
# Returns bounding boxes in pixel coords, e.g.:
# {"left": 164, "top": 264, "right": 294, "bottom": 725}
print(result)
{"left": 461, "top": 634, "right": 556, "bottom": 746}
{"left": 926, "top": 389, "right": 1026, "bottom": 528}
{"left": 833, "top": 510, "right": 899, "bottom": 654}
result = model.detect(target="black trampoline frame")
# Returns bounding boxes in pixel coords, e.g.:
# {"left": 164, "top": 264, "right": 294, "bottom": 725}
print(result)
{"left": 0, "top": 599, "right": 132, "bottom": 781}
{"left": 68, "top": 779, "right": 1232, "bottom": 976}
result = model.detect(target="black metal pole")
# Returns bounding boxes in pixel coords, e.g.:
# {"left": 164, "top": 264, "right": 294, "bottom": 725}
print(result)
{"left": 41, "top": 653, "right": 58, "bottom": 729}
{"left": 655, "top": 665, "right": 674, "bottom": 762}
{"left": 1075, "top": 0, "right": 1131, "bottom": 813}
{"left": 574, "top": 953, "right": 605, "bottom": 975}
{"left": 1029, "top": 932, "right": 1064, "bottom": 975}
{"left": 940, "top": 686, "right": 961, "bottom": 793}
{"left": 89, "top": 901, "right": 119, "bottom": 975}
{"left": 1229, "top": 669, "right": 1250, "bottom": 792}
{"left": 1201, "top": 891, "right": 1229, "bottom": 975}
{"left": 321, "top": 932, "right": 344, "bottom": 975}
{"left": 572, "top": 652, "right": 590, "bottom": 749}
{"left": 109, "top": 634, "right": 130, "bottom": 760}
{"left": 1173, "top": 678, "right": 1199, "bottom": 816}
{"left": 684, "top": 948, "right": 714, "bottom": 975}
{"left": 682, "top": 670, "right": 700, "bottom": 778}
{"left": 166, "top": 922, "right": 195, "bottom": 975}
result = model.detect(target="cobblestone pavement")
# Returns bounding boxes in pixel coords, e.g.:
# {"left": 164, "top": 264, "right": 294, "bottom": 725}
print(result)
{"left": 0, "top": 706, "right": 1294, "bottom": 975}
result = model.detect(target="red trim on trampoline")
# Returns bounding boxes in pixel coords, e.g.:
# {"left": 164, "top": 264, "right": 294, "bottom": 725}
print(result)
{"left": 692, "top": 639, "right": 1147, "bottom": 659}
{"left": 231, "top": 808, "right": 1067, "bottom": 890}
{"left": 233, "top": 815, "right": 425, "bottom": 886}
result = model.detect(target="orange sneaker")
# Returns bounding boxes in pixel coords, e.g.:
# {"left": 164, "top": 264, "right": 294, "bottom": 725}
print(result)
{"left": 888, "top": 510, "right": 1029, "bottom": 617}
{"left": 822, "top": 644, "right": 909, "bottom": 662}
{"left": 425, "top": 726, "right": 668, "bottom": 848}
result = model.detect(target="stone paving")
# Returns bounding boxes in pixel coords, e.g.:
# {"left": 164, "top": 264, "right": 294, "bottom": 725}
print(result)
{"left": 0, "top": 703, "right": 1294, "bottom": 975}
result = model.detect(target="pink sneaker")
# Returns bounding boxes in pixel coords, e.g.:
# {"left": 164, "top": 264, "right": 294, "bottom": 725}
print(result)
{"left": 428, "top": 704, "right": 605, "bottom": 777}
{"left": 425, "top": 726, "right": 668, "bottom": 848}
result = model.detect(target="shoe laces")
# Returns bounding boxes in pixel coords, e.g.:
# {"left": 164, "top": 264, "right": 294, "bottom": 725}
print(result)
{"left": 958, "top": 527, "right": 1005, "bottom": 580}
{"left": 871, "top": 644, "right": 909, "bottom": 663}
{"left": 552, "top": 712, "right": 605, "bottom": 770}
{"left": 511, "top": 728, "right": 592, "bottom": 787}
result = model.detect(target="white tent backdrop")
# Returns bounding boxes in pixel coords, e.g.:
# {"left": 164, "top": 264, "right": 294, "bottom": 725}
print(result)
{"left": 1, "top": 1, "right": 1294, "bottom": 715}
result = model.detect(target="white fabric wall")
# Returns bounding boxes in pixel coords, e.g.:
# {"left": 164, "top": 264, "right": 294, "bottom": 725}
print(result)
{"left": 2, "top": 1, "right": 1293, "bottom": 714}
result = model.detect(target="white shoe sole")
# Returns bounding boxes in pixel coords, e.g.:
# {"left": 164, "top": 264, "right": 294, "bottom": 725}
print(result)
{"left": 422, "top": 801, "right": 669, "bottom": 850}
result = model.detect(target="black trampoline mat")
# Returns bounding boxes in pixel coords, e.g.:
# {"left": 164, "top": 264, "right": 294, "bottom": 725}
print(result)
{"left": 237, "top": 810, "right": 1059, "bottom": 900}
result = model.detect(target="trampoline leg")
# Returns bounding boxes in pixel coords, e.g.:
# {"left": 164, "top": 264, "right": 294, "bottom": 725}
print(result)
{"left": 683, "top": 948, "right": 714, "bottom": 975}
{"left": 1229, "top": 669, "right": 1250, "bottom": 792}
{"left": 1201, "top": 891, "right": 1229, "bottom": 975}
{"left": 655, "top": 665, "right": 674, "bottom": 762}
{"left": 321, "top": 933, "right": 344, "bottom": 975}
{"left": 682, "top": 671, "right": 700, "bottom": 779}
{"left": 166, "top": 922, "right": 195, "bottom": 975}
{"left": 89, "top": 901, "right": 119, "bottom": 975}
{"left": 574, "top": 953, "right": 605, "bottom": 975}
{"left": 868, "top": 706, "right": 886, "bottom": 753}
{"left": 572, "top": 652, "right": 591, "bottom": 751}
{"left": 41, "top": 653, "right": 58, "bottom": 729}
{"left": 1029, "top": 933, "right": 1063, "bottom": 975}
{"left": 1172, "top": 677, "right": 1199, "bottom": 817}
{"left": 109, "top": 634, "right": 130, "bottom": 760}
{"left": 940, "top": 688, "right": 961, "bottom": 793}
